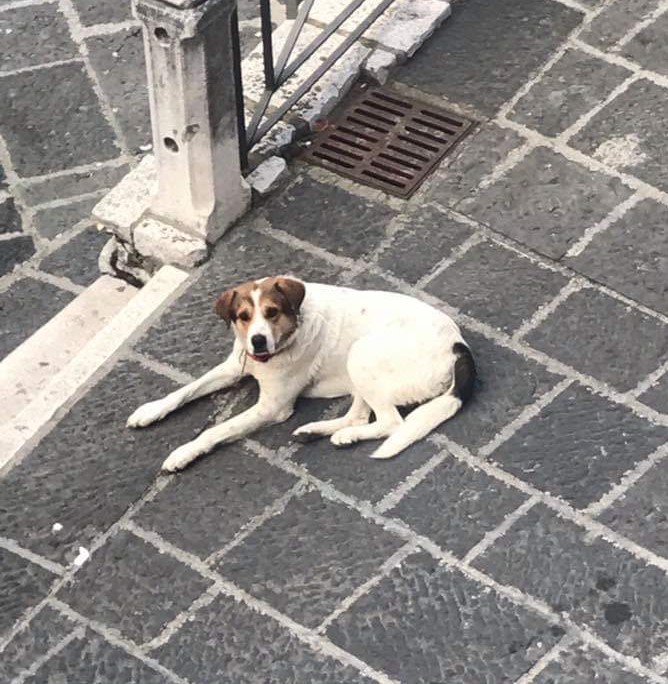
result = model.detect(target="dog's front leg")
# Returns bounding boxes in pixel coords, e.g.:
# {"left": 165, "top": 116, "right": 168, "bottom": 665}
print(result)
{"left": 161, "top": 398, "right": 292, "bottom": 472}
{"left": 127, "top": 351, "right": 245, "bottom": 428}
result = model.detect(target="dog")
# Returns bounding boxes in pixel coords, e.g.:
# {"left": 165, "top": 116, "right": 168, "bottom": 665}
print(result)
{"left": 127, "top": 276, "right": 475, "bottom": 472}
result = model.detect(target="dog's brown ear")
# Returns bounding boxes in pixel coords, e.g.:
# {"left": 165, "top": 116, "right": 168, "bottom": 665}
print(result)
{"left": 214, "top": 288, "right": 238, "bottom": 326}
{"left": 274, "top": 277, "right": 305, "bottom": 316}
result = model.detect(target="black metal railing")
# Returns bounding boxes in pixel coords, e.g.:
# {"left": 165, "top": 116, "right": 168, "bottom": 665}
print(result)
{"left": 232, "top": 0, "right": 396, "bottom": 169}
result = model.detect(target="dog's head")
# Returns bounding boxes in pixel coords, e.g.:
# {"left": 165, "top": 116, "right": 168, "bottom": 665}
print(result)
{"left": 214, "top": 276, "right": 306, "bottom": 362}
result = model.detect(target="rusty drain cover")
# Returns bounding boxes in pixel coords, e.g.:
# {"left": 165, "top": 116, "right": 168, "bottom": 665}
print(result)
{"left": 302, "top": 84, "right": 475, "bottom": 199}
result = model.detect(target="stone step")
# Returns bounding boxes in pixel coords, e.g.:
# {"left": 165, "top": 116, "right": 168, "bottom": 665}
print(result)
{"left": 0, "top": 265, "right": 189, "bottom": 474}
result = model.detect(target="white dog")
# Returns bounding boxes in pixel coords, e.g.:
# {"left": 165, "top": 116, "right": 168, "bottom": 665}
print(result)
{"left": 128, "top": 276, "right": 475, "bottom": 472}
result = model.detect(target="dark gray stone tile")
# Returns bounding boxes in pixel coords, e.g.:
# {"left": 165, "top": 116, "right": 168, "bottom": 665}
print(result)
{"left": 418, "top": 123, "right": 526, "bottom": 208}
{"left": 567, "top": 198, "right": 667, "bottom": 315}
{"left": 135, "top": 445, "right": 296, "bottom": 558}
{"left": 71, "top": 0, "right": 132, "bottom": 26}
{"left": 291, "top": 420, "right": 438, "bottom": 504}
{"left": 599, "top": 462, "right": 668, "bottom": 559}
{"left": 40, "top": 227, "right": 107, "bottom": 286}
{"left": 155, "top": 592, "right": 376, "bottom": 684}
{"left": 0, "top": 235, "right": 34, "bottom": 275}
{"left": 509, "top": 49, "right": 631, "bottom": 136}
{"left": 388, "top": 457, "right": 528, "bottom": 557}
{"left": 58, "top": 530, "right": 212, "bottom": 643}
{"left": 377, "top": 206, "right": 474, "bottom": 284}
{"left": 534, "top": 642, "right": 647, "bottom": 684}
{"left": 0, "top": 196, "right": 22, "bottom": 234}
{"left": 0, "top": 162, "right": 6, "bottom": 188}
{"left": 252, "top": 395, "right": 344, "bottom": 451}
{"left": 328, "top": 551, "right": 562, "bottom": 684}
{"left": 474, "top": 505, "right": 668, "bottom": 664}
{"left": 570, "top": 79, "right": 668, "bottom": 192}
{"left": 219, "top": 491, "right": 402, "bottom": 627}
{"left": 136, "top": 221, "right": 343, "bottom": 377}
{"left": 622, "top": 12, "right": 668, "bottom": 76}
{"left": 437, "top": 330, "right": 559, "bottom": 451}
{"left": 395, "top": 0, "right": 582, "bottom": 116}
{"left": 0, "top": 63, "right": 119, "bottom": 176}
{"left": 0, "top": 278, "right": 75, "bottom": 360}
{"left": 459, "top": 147, "right": 632, "bottom": 259}
{"left": 425, "top": 240, "right": 569, "bottom": 333}
{"left": 33, "top": 197, "right": 99, "bottom": 239}
{"left": 86, "top": 29, "right": 150, "bottom": 153}
{"left": 20, "top": 163, "right": 129, "bottom": 206}
{"left": 24, "top": 633, "right": 169, "bottom": 684}
{"left": 526, "top": 287, "right": 667, "bottom": 392}
{"left": 0, "top": 606, "right": 74, "bottom": 683}
{"left": 639, "top": 370, "right": 668, "bottom": 414}
{"left": 493, "top": 384, "right": 668, "bottom": 508}
{"left": 264, "top": 176, "right": 397, "bottom": 259}
{"left": 580, "top": 0, "right": 658, "bottom": 50}
{"left": 348, "top": 269, "right": 393, "bottom": 291}
{"left": 0, "top": 361, "right": 217, "bottom": 562}
{"left": 0, "top": 548, "right": 55, "bottom": 637}
{"left": 0, "top": 4, "right": 77, "bottom": 71}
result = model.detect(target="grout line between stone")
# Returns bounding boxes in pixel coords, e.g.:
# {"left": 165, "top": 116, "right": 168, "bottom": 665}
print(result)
{"left": 8, "top": 626, "right": 85, "bottom": 684}
{"left": 462, "top": 496, "right": 540, "bottom": 565}
{"left": 204, "top": 481, "right": 306, "bottom": 566}
{"left": 18, "top": 156, "right": 134, "bottom": 186}
{"left": 0, "top": 0, "right": 57, "bottom": 11}
{"left": 413, "top": 231, "right": 485, "bottom": 290}
{"left": 28, "top": 187, "right": 110, "bottom": 212}
{"left": 478, "top": 378, "right": 573, "bottom": 458}
{"left": 433, "top": 434, "right": 668, "bottom": 574}
{"left": 557, "top": 73, "right": 640, "bottom": 144}
{"left": 563, "top": 190, "right": 646, "bottom": 258}
{"left": 584, "top": 442, "right": 668, "bottom": 518}
{"left": 0, "top": 57, "right": 84, "bottom": 79}
{"left": 124, "top": 520, "right": 402, "bottom": 684}
{"left": 628, "top": 360, "right": 667, "bottom": 400}
{"left": 141, "top": 584, "right": 221, "bottom": 652}
{"left": 476, "top": 140, "right": 536, "bottom": 191}
{"left": 79, "top": 19, "right": 141, "bottom": 39}
{"left": 22, "top": 267, "right": 85, "bottom": 295}
{"left": 612, "top": 0, "right": 668, "bottom": 50}
{"left": 0, "top": 231, "right": 24, "bottom": 242}
{"left": 374, "top": 449, "right": 451, "bottom": 514}
{"left": 315, "top": 541, "right": 417, "bottom": 635}
{"left": 58, "top": 0, "right": 131, "bottom": 157}
{"left": 0, "top": 477, "right": 170, "bottom": 656}
{"left": 511, "top": 280, "right": 584, "bottom": 342}
{"left": 48, "top": 598, "right": 191, "bottom": 684}
{"left": 126, "top": 350, "right": 197, "bottom": 386}
{"left": 0, "top": 536, "right": 66, "bottom": 576}
{"left": 511, "top": 634, "right": 578, "bottom": 684}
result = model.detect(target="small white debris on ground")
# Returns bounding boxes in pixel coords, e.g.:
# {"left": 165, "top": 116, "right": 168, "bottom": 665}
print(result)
{"left": 593, "top": 133, "right": 647, "bottom": 170}
{"left": 246, "top": 156, "right": 289, "bottom": 195}
{"left": 52, "top": 522, "right": 63, "bottom": 532}
{"left": 73, "top": 546, "right": 90, "bottom": 567}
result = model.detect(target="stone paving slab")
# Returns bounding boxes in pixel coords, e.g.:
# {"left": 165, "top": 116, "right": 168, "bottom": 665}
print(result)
{"left": 3, "top": 1, "right": 668, "bottom": 682}
{"left": 39, "top": 226, "right": 110, "bottom": 286}
{"left": 327, "top": 551, "right": 564, "bottom": 684}
{"left": 474, "top": 504, "right": 668, "bottom": 664}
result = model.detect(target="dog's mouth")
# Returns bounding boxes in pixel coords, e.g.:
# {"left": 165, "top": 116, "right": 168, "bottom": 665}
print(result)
{"left": 249, "top": 351, "right": 273, "bottom": 363}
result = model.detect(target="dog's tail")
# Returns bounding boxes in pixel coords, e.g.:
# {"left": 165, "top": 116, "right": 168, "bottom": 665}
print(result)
{"left": 371, "top": 342, "right": 475, "bottom": 460}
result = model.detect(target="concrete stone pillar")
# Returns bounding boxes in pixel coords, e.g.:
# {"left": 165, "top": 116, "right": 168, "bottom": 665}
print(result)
{"left": 134, "top": 0, "right": 250, "bottom": 243}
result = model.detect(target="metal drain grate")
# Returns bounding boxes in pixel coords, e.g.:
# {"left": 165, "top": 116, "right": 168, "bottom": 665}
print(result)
{"left": 303, "top": 84, "right": 475, "bottom": 198}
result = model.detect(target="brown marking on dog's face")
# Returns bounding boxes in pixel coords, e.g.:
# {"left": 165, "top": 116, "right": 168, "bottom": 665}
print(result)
{"left": 214, "top": 277, "right": 305, "bottom": 357}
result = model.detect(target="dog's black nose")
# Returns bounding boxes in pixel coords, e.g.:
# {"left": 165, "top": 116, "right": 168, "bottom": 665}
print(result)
{"left": 251, "top": 334, "right": 268, "bottom": 352}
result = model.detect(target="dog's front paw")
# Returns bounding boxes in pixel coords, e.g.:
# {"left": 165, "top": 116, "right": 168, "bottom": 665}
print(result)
{"left": 330, "top": 428, "right": 357, "bottom": 448}
{"left": 292, "top": 425, "right": 325, "bottom": 443}
{"left": 161, "top": 442, "right": 201, "bottom": 472}
{"left": 127, "top": 400, "right": 168, "bottom": 428}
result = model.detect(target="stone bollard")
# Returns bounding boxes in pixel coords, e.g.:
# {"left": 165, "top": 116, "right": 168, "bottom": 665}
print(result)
{"left": 95, "top": 0, "right": 250, "bottom": 275}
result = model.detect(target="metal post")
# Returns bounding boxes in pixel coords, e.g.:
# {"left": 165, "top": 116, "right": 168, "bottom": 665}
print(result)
{"left": 285, "top": 0, "right": 299, "bottom": 20}
{"left": 134, "top": 0, "right": 250, "bottom": 243}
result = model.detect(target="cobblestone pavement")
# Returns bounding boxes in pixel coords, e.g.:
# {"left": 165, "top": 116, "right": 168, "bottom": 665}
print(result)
{"left": 2, "top": 0, "right": 668, "bottom": 683}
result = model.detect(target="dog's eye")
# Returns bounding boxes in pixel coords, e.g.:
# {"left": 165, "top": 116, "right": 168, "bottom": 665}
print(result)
{"left": 265, "top": 307, "right": 279, "bottom": 319}
{"left": 238, "top": 311, "right": 251, "bottom": 322}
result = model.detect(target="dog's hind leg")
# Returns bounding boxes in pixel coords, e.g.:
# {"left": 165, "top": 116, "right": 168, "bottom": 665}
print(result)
{"left": 127, "top": 352, "right": 246, "bottom": 428}
{"left": 292, "top": 395, "right": 370, "bottom": 442}
{"left": 330, "top": 401, "right": 402, "bottom": 447}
